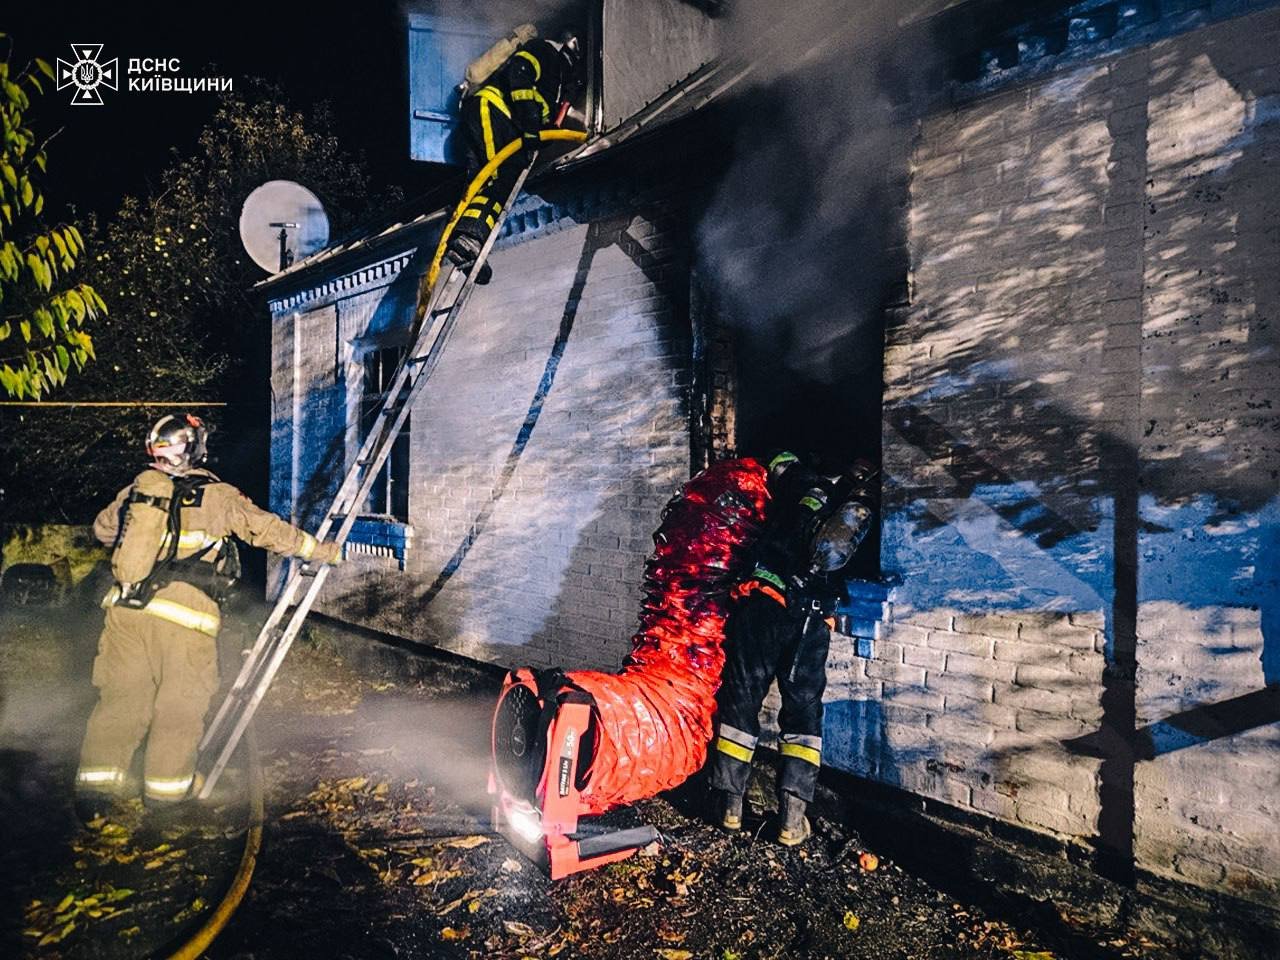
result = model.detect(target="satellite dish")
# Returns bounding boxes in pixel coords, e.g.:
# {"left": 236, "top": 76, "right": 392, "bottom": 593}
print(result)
{"left": 238, "top": 180, "right": 330, "bottom": 273}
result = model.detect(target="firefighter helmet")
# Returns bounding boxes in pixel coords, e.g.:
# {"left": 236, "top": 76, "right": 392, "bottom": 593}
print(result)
{"left": 146, "top": 413, "right": 209, "bottom": 473}
{"left": 553, "top": 32, "right": 584, "bottom": 93}
{"left": 765, "top": 450, "right": 801, "bottom": 482}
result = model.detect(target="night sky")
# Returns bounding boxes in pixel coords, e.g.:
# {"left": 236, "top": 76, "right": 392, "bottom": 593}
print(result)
{"left": 3, "top": 0, "right": 449, "bottom": 225}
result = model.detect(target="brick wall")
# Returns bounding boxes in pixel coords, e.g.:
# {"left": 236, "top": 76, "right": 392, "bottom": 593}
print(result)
{"left": 268, "top": 162, "right": 697, "bottom": 674}
{"left": 259, "top": 3, "right": 1280, "bottom": 909}
{"left": 876, "top": 5, "right": 1280, "bottom": 904}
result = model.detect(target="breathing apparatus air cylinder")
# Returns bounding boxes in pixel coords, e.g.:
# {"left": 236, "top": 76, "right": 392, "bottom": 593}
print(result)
{"left": 460, "top": 23, "right": 539, "bottom": 95}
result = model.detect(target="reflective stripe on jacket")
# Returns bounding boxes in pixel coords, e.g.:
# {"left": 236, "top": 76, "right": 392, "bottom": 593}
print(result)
{"left": 102, "top": 584, "right": 221, "bottom": 636}
{"left": 95, "top": 467, "right": 327, "bottom": 632}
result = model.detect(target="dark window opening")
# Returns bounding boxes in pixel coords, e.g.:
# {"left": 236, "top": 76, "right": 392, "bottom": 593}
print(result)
{"left": 361, "top": 346, "right": 410, "bottom": 522}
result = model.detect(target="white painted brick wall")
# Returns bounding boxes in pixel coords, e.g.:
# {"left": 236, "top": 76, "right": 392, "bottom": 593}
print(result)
{"left": 274, "top": 210, "right": 694, "bottom": 676}
{"left": 874, "top": 6, "right": 1280, "bottom": 905}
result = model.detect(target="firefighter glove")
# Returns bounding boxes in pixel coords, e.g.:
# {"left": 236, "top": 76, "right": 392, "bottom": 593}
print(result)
{"left": 311, "top": 541, "right": 344, "bottom": 566}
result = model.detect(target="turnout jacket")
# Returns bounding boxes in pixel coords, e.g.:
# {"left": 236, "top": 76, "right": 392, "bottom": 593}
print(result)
{"left": 94, "top": 467, "right": 323, "bottom": 636}
{"left": 478, "top": 38, "right": 569, "bottom": 135}
{"left": 745, "top": 461, "right": 845, "bottom": 610}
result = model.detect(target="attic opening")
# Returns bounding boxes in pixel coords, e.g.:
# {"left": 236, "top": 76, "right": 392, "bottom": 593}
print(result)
{"left": 407, "top": 0, "right": 596, "bottom": 166}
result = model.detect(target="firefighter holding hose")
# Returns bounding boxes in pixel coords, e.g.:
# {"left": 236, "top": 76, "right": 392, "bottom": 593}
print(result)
{"left": 74, "top": 413, "right": 342, "bottom": 824}
{"left": 445, "top": 24, "right": 583, "bottom": 284}
{"left": 710, "top": 452, "right": 879, "bottom": 845}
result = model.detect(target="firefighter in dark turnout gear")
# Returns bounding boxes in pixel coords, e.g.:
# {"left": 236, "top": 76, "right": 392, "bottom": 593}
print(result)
{"left": 710, "top": 451, "right": 878, "bottom": 845}
{"left": 446, "top": 30, "right": 582, "bottom": 283}
{"left": 75, "top": 414, "right": 342, "bottom": 822}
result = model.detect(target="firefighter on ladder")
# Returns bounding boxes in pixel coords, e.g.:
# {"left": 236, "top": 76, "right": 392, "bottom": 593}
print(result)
{"left": 710, "top": 451, "right": 879, "bottom": 845}
{"left": 74, "top": 413, "right": 342, "bottom": 823}
{"left": 444, "top": 24, "right": 583, "bottom": 284}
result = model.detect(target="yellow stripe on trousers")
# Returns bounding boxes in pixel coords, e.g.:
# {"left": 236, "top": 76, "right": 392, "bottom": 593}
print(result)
{"left": 716, "top": 737, "right": 754, "bottom": 763}
{"left": 145, "top": 774, "right": 194, "bottom": 798}
{"left": 780, "top": 742, "right": 822, "bottom": 766}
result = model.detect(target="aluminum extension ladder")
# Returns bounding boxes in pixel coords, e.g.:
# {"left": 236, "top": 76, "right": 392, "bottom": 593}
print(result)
{"left": 195, "top": 160, "right": 537, "bottom": 799}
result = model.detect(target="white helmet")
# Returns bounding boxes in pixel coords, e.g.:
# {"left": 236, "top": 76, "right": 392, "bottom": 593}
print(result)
{"left": 146, "top": 413, "right": 209, "bottom": 473}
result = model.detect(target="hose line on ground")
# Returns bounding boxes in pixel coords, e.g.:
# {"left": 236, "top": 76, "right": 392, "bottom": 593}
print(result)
{"left": 164, "top": 724, "right": 263, "bottom": 960}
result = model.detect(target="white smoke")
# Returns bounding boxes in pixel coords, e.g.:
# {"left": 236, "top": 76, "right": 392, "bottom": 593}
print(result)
{"left": 698, "top": 0, "right": 937, "bottom": 383}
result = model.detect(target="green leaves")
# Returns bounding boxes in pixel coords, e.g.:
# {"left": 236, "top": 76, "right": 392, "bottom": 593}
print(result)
{"left": 0, "top": 50, "right": 53, "bottom": 245}
{"left": 0, "top": 239, "right": 19, "bottom": 279}
{"left": 0, "top": 39, "right": 104, "bottom": 400}
{"left": 0, "top": 280, "right": 105, "bottom": 397}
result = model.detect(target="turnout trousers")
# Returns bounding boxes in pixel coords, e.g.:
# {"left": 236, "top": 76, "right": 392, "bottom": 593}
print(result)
{"left": 710, "top": 591, "right": 831, "bottom": 802}
{"left": 452, "top": 92, "right": 524, "bottom": 252}
{"left": 76, "top": 596, "right": 220, "bottom": 805}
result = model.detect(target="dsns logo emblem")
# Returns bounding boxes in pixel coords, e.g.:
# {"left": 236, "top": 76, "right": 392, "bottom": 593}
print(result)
{"left": 56, "top": 44, "right": 119, "bottom": 106}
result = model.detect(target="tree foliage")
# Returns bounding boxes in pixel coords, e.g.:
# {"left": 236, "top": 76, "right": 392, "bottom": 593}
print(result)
{"left": 81, "top": 84, "right": 396, "bottom": 401}
{"left": 0, "top": 82, "right": 399, "bottom": 522}
{"left": 0, "top": 37, "right": 105, "bottom": 399}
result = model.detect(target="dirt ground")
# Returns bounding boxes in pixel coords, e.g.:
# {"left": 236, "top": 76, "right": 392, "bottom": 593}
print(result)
{"left": 1, "top": 599, "right": 1143, "bottom": 960}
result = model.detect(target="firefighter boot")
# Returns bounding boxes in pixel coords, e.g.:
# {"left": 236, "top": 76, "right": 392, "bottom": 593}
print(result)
{"left": 74, "top": 792, "right": 116, "bottom": 826}
{"left": 718, "top": 790, "right": 744, "bottom": 832}
{"left": 139, "top": 774, "right": 207, "bottom": 842}
{"left": 141, "top": 771, "right": 205, "bottom": 814}
{"left": 445, "top": 233, "right": 493, "bottom": 285}
{"left": 777, "top": 792, "right": 811, "bottom": 846}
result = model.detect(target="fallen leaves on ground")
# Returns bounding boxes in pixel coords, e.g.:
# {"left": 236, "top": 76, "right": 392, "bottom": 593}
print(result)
{"left": 172, "top": 896, "right": 208, "bottom": 924}
{"left": 444, "top": 834, "right": 490, "bottom": 849}
{"left": 285, "top": 769, "right": 487, "bottom": 893}
{"left": 144, "top": 848, "right": 189, "bottom": 870}
{"left": 23, "top": 885, "right": 136, "bottom": 945}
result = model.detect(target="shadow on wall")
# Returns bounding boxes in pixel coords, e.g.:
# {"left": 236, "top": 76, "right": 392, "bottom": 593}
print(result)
{"left": 319, "top": 209, "right": 694, "bottom": 671}
{"left": 871, "top": 28, "right": 1278, "bottom": 890}
{"left": 414, "top": 218, "right": 647, "bottom": 614}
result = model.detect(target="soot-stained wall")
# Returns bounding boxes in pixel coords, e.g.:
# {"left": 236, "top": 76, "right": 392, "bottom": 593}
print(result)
{"left": 268, "top": 151, "right": 700, "bottom": 674}
{"left": 875, "top": 3, "right": 1280, "bottom": 904}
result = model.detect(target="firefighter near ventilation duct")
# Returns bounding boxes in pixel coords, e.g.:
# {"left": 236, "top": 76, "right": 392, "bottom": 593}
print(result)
{"left": 74, "top": 413, "right": 342, "bottom": 825}
{"left": 444, "top": 23, "right": 585, "bottom": 285}
{"left": 488, "top": 453, "right": 878, "bottom": 877}
{"left": 712, "top": 452, "right": 880, "bottom": 846}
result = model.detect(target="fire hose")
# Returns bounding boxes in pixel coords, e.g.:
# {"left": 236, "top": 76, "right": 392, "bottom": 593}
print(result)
{"left": 164, "top": 725, "right": 262, "bottom": 960}
{"left": 422, "top": 127, "right": 588, "bottom": 299}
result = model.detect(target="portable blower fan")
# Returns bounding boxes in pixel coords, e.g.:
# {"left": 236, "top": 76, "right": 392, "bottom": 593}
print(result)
{"left": 488, "top": 458, "right": 771, "bottom": 880}
{"left": 490, "top": 669, "right": 658, "bottom": 879}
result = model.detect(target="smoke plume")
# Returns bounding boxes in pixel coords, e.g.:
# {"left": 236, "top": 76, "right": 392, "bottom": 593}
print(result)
{"left": 696, "top": 0, "right": 939, "bottom": 456}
